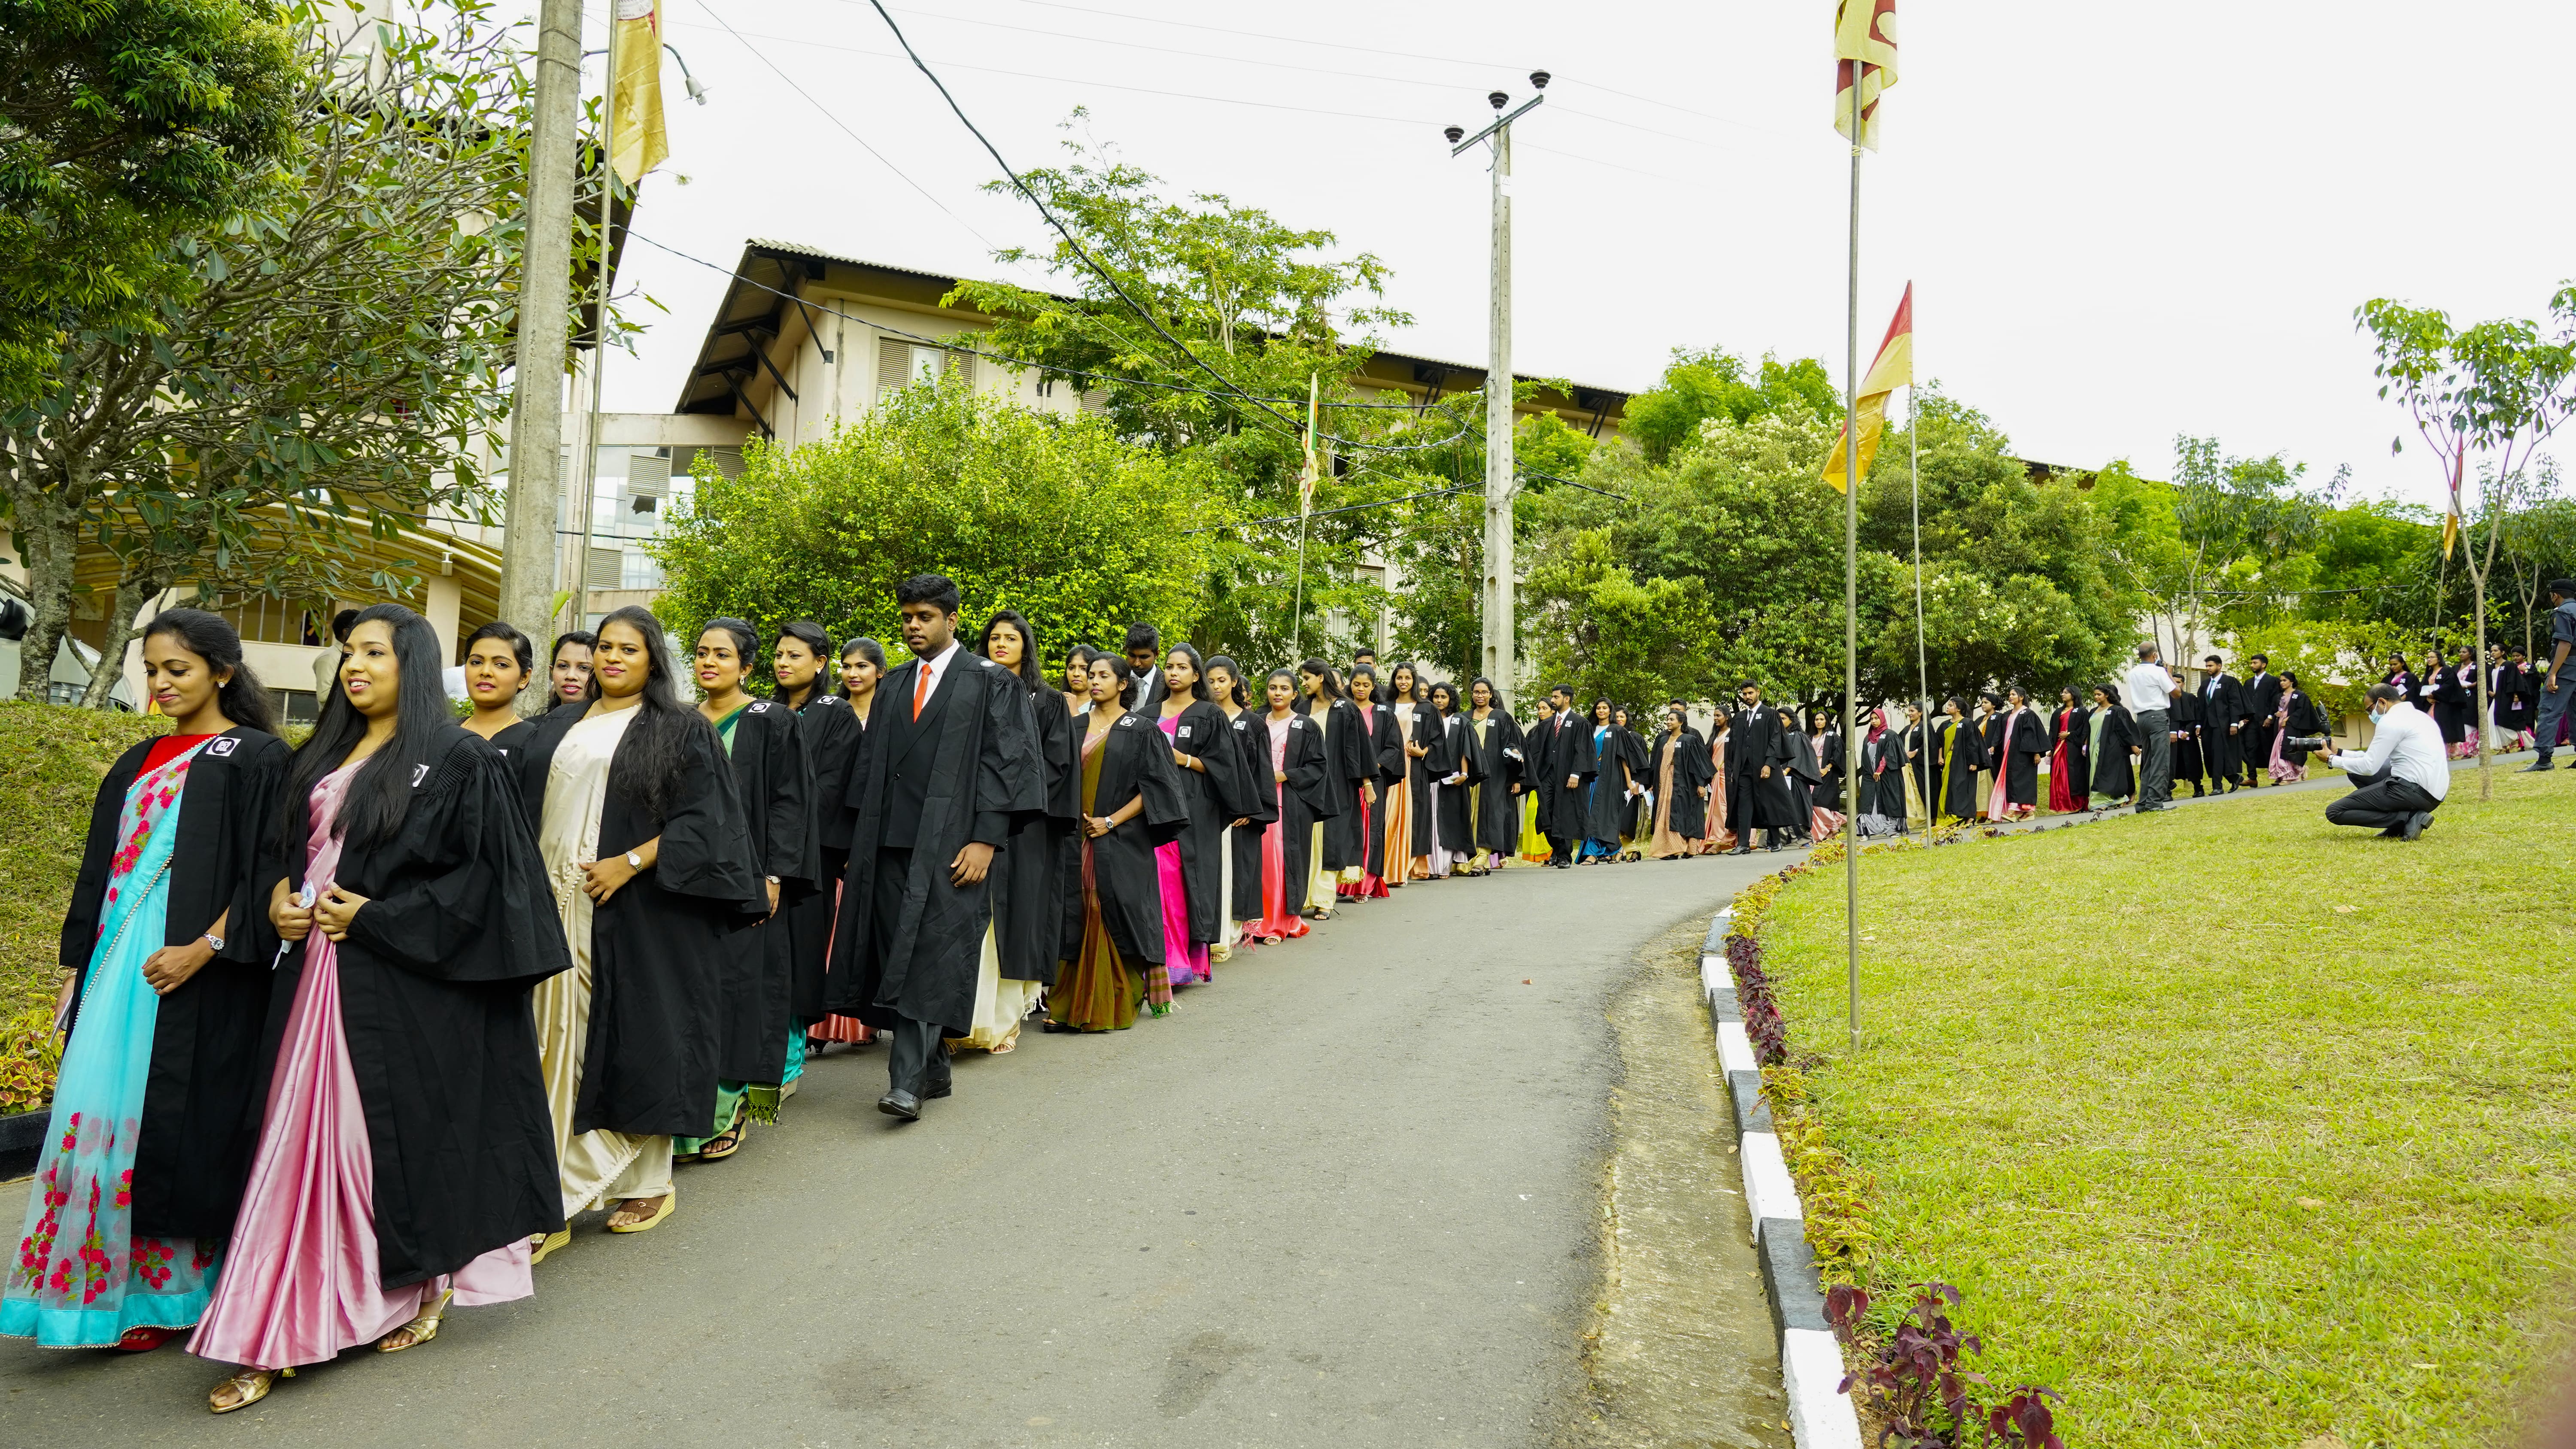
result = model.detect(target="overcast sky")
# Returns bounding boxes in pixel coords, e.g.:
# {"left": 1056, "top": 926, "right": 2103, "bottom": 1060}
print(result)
{"left": 583, "top": 0, "right": 2576, "bottom": 509}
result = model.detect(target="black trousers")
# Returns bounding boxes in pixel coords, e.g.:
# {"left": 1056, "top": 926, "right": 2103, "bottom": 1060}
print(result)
{"left": 869, "top": 846, "right": 951, "bottom": 1098}
{"left": 2324, "top": 769, "right": 2442, "bottom": 832}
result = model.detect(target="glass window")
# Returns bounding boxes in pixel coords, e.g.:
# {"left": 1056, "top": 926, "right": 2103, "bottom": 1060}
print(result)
{"left": 621, "top": 551, "right": 663, "bottom": 590}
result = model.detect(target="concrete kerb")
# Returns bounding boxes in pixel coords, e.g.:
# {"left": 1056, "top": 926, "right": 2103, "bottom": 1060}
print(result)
{"left": 1699, "top": 903, "right": 1863, "bottom": 1449}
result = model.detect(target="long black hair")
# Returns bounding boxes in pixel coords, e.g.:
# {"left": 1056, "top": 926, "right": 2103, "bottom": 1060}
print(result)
{"left": 1467, "top": 675, "right": 1506, "bottom": 718}
{"left": 1162, "top": 642, "right": 1210, "bottom": 702}
{"left": 596, "top": 605, "right": 709, "bottom": 820}
{"left": 1385, "top": 660, "right": 1421, "bottom": 703}
{"left": 978, "top": 609, "right": 1048, "bottom": 694}
{"left": 1297, "top": 658, "right": 1345, "bottom": 703}
{"left": 138, "top": 608, "right": 277, "bottom": 735}
{"left": 282, "top": 603, "right": 449, "bottom": 849}
{"left": 836, "top": 636, "right": 889, "bottom": 699}
{"left": 1061, "top": 643, "right": 1105, "bottom": 693}
{"left": 1428, "top": 680, "right": 1458, "bottom": 715}
{"left": 1204, "top": 654, "right": 1249, "bottom": 707}
{"left": 776, "top": 619, "right": 834, "bottom": 708}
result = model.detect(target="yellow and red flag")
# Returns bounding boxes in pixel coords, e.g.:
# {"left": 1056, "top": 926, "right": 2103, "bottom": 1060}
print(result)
{"left": 609, "top": 0, "right": 670, "bottom": 185}
{"left": 1823, "top": 283, "right": 1912, "bottom": 494}
{"left": 1835, "top": 0, "right": 1899, "bottom": 150}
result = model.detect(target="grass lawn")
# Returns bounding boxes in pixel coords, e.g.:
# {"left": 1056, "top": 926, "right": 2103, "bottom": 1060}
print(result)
{"left": 0, "top": 702, "right": 168, "bottom": 1109}
{"left": 1758, "top": 769, "right": 2576, "bottom": 1448}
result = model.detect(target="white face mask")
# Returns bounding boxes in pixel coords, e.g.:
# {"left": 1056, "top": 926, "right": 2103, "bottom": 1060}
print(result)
{"left": 2370, "top": 706, "right": 2388, "bottom": 723}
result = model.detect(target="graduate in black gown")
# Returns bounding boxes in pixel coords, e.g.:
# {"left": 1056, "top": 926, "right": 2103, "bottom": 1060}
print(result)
{"left": 1295, "top": 661, "right": 1370, "bottom": 916}
{"left": 1854, "top": 707, "right": 1905, "bottom": 835}
{"left": 1380, "top": 663, "right": 1444, "bottom": 882}
{"left": 1050, "top": 655, "right": 1191, "bottom": 1030}
{"left": 458, "top": 621, "right": 540, "bottom": 762}
{"left": 1990, "top": 686, "right": 2047, "bottom": 819}
{"left": 773, "top": 622, "right": 863, "bottom": 1044}
{"left": 1200, "top": 656, "right": 1269, "bottom": 946}
{"left": 2241, "top": 655, "right": 2285, "bottom": 782}
{"left": 681, "top": 619, "right": 817, "bottom": 1158}
{"left": 1723, "top": 682, "right": 1797, "bottom": 852}
{"left": 828, "top": 575, "right": 1046, "bottom": 1121}
{"left": 2429, "top": 647, "right": 2476, "bottom": 759}
{"left": 2166, "top": 666, "right": 2207, "bottom": 796}
{"left": 1428, "top": 682, "right": 1476, "bottom": 867}
{"left": 2086, "top": 684, "right": 2138, "bottom": 804}
{"left": 808, "top": 637, "right": 890, "bottom": 1049}
{"left": 1899, "top": 703, "right": 1933, "bottom": 827}
{"left": 1462, "top": 677, "right": 1526, "bottom": 867}
{"left": 1153, "top": 645, "right": 1255, "bottom": 976}
{"left": 1527, "top": 685, "right": 1590, "bottom": 866}
{"left": 1644, "top": 704, "right": 1713, "bottom": 855}
{"left": 1608, "top": 706, "right": 1650, "bottom": 849}
{"left": 1929, "top": 696, "right": 1987, "bottom": 825}
{"left": 2270, "top": 669, "right": 2330, "bottom": 780}
{"left": 2195, "top": 656, "right": 2249, "bottom": 791}
{"left": 200, "top": 604, "right": 567, "bottom": 1404}
{"left": 1576, "top": 699, "right": 1631, "bottom": 861}
{"left": 21, "top": 610, "right": 285, "bottom": 1355}
{"left": 1237, "top": 670, "right": 1330, "bottom": 943}
{"left": 1338, "top": 664, "right": 1394, "bottom": 900}
{"left": 512, "top": 606, "right": 767, "bottom": 1236}
{"left": 977, "top": 612, "right": 1078, "bottom": 1019}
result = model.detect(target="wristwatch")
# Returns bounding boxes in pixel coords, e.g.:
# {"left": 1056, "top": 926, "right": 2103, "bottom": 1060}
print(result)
{"left": 626, "top": 851, "right": 644, "bottom": 870}
{"left": 202, "top": 932, "right": 225, "bottom": 952}
{"left": 765, "top": 874, "right": 780, "bottom": 885}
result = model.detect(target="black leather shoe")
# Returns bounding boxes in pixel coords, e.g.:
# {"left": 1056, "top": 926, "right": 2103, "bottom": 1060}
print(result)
{"left": 923, "top": 1074, "right": 953, "bottom": 1100}
{"left": 2520, "top": 760, "right": 2555, "bottom": 772}
{"left": 876, "top": 1089, "right": 921, "bottom": 1120}
{"left": 2402, "top": 811, "right": 2431, "bottom": 841}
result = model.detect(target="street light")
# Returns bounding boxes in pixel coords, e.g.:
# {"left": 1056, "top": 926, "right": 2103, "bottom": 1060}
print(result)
{"left": 1444, "top": 70, "right": 1547, "bottom": 709}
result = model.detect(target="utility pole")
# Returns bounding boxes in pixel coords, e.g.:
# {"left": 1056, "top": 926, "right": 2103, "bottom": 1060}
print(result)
{"left": 495, "top": 0, "right": 586, "bottom": 673}
{"left": 1448, "top": 73, "right": 1547, "bottom": 710}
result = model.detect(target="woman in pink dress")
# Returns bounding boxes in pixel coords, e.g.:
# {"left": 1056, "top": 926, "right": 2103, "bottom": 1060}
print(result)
{"left": 194, "top": 605, "right": 567, "bottom": 1412}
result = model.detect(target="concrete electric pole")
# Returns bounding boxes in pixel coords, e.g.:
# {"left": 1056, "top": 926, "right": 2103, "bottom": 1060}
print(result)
{"left": 1448, "top": 73, "right": 1546, "bottom": 709}
{"left": 495, "top": 0, "right": 586, "bottom": 670}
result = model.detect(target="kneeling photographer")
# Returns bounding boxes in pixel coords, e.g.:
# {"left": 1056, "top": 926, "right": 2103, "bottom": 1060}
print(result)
{"left": 2320, "top": 683, "right": 2448, "bottom": 840}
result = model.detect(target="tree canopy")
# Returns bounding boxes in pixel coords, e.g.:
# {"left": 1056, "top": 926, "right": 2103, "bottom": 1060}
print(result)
{"left": 650, "top": 380, "right": 1231, "bottom": 676}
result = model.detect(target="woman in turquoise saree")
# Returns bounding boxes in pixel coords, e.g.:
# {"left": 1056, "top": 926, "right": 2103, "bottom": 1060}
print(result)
{"left": 4, "top": 610, "right": 287, "bottom": 1351}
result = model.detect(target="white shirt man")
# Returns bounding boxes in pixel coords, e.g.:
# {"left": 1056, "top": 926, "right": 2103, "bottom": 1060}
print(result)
{"left": 2322, "top": 696, "right": 2448, "bottom": 839}
{"left": 2122, "top": 658, "right": 2171, "bottom": 714}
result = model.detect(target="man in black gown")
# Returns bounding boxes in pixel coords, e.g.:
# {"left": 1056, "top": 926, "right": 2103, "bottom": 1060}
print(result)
{"left": 831, "top": 574, "right": 1045, "bottom": 1121}
{"left": 2166, "top": 665, "right": 2205, "bottom": 797}
{"left": 2241, "top": 654, "right": 2283, "bottom": 786}
{"left": 1535, "top": 685, "right": 1592, "bottom": 867}
{"left": 2196, "top": 655, "right": 2248, "bottom": 792}
{"left": 1124, "top": 621, "right": 1169, "bottom": 709}
{"left": 1724, "top": 682, "right": 1796, "bottom": 853}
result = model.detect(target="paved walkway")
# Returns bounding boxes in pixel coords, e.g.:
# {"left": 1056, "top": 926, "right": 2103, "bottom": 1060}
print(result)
{"left": 0, "top": 850, "right": 1786, "bottom": 1448}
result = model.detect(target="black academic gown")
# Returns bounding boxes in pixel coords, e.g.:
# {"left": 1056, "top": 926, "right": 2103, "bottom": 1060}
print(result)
{"left": 60, "top": 727, "right": 287, "bottom": 1240}
{"left": 784, "top": 690, "right": 862, "bottom": 1019}
{"left": 2279, "top": 691, "right": 2328, "bottom": 767}
{"left": 1541, "top": 711, "right": 1599, "bottom": 841}
{"left": 1932, "top": 716, "right": 1987, "bottom": 822}
{"left": 1432, "top": 712, "right": 1475, "bottom": 852}
{"left": 1387, "top": 702, "right": 1446, "bottom": 849}
{"left": 1783, "top": 731, "right": 1825, "bottom": 827}
{"left": 1159, "top": 698, "right": 1242, "bottom": 947}
{"left": 1070, "top": 709, "right": 1192, "bottom": 964}
{"left": 268, "top": 726, "right": 571, "bottom": 1287}
{"left": 1856, "top": 732, "right": 1902, "bottom": 819}
{"left": 1352, "top": 701, "right": 1396, "bottom": 880}
{"left": 714, "top": 698, "right": 817, "bottom": 1087}
{"left": 517, "top": 703, "right": 768, "bottom": 1137}
{"left": 2090, "top": 706, "right": 2138, "bottom": 798}
{"left": 2198, "top": 674, "right": 2249, "bottom": 780}
{"left": 2429, "top": 665, "right": 2473, "bottom": 748}
{"left": 828, "top": 650, "right": 1046, "bottom": 1036}
{"left": 2168, "top": 687, "right": 2205, "bottom": 783}
{"left": 994, "top": 685, "right": 1078, "bottom": 985}
{"left": 1580, "top": 724, "right": 1631, "bottom": 843}
{"left": 1901, "top": 723, "right": 1933, "bottom": 816}
{"left": 1309, "top": 697, "right": 1373, "bottom": 872}
{"left": 1465, "top": 708, "right": 1527, "bottom": 852}
{"left": 1648, "top": 728, "right": 1713, "bottom": 838}
{"left": 1724, "top": 705, "right": 1796, "bottom": 831}
{"left": 1996, "top": 707, "right": 2047, "bottom": 807}
{"left": 2050, "top": 706, "right": 2091, "bottom": 806}
{"left": 2244, "top": 671, "right": 2285, "bottom": 768}
{"left": 1224, "top": 710, "right": 1287, "bottom": 919}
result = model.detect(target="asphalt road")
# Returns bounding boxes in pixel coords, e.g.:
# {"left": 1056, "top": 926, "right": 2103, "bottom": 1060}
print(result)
{"left": 0, "top": 849, "right": 1785, "bottom": 1448}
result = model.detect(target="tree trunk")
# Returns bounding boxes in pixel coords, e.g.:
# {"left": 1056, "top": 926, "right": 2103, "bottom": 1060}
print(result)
{"left": 78, "top": 572, "right": 164, "bottom": 711}
{"left": 8, "top": 490, "right": 81, "bottom": 703}
{"left": 2476, "top": 572, "right": 2490, "bottom": 800}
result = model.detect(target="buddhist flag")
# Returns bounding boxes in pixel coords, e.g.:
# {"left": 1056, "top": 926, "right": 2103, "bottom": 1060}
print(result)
{"left": 1823, "top": 283, "right": 1912, "bottom": 494}
{"left": 2442, "top": 443, "right": 2465, "bottom": 560}
{"left": 1297, "top": 373, "right": 1321, "bottom": 515}
{"left": 1835, "top": 0, "right": 1899, "bottom": 150}
{"left": 609, "top": 0, "right": 670, "bottom": 185}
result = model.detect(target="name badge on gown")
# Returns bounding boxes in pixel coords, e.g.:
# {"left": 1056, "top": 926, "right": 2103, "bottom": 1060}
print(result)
{"left": 1178, "top": 725, "right": 1191, "bottom": 738}
{"left": 1117, "top": 715, "right": 1137, "bottom": 728}
{"left": 207, "top": 736, "right": 240, "bottom": 757}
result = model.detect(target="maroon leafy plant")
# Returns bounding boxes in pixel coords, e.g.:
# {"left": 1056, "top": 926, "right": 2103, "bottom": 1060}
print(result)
{"left": 1824, "top": 1282, "right": 2065, "bottom": 1448}
{"left": 1724, "top": 933, "right": 1789, "bottom": 1066}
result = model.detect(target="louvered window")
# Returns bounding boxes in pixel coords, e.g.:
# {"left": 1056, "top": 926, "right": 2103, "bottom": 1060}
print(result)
{"left": 586, "top": 547, "right": 623, "bottom": 590}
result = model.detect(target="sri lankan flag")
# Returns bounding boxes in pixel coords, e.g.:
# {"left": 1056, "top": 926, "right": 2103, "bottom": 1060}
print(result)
{"left": 1835, "top": 0, "right": 1899, "bottom": 150}
{"left": 1823, "top": 284, "right": 1912, "bottom": 494}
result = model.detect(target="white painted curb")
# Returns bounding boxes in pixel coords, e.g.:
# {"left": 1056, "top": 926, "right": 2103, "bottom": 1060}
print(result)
{"left": 1739, "top": 1131, "right": 1803, "bottom": 1234}
{"left": 1782, "top": 1328, "right": 1864, "bottom": 1449}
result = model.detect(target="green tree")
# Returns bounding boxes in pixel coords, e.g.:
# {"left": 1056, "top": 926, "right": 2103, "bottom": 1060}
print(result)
{"left": 1621, "top": 346, "right": 1838, "bottom": 464}
{"left": 0, "top": 0, "right": 298, "bottom": 406}
{"left": 1521, "top": 529, "right": 1719, "bottom": 709}
{"left": 4, "top": 0, "right": 557, "bottom": 703}
{"left": 650, "top": 380, "right": 1231, "bottom": 671}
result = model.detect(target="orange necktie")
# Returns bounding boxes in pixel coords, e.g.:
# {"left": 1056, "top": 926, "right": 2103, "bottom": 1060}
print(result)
{"left": 912, "top": 659, "right": 932, "bottom": 720}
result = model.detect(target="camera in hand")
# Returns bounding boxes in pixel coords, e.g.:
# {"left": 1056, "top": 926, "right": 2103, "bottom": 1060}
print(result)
{"left": 2284, "top": 734, "right": 2331, "bottom": 752}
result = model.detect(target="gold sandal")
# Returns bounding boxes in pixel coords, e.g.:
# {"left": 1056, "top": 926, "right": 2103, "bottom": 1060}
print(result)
{"left": 375, "top": 1287, "right": 453, "bottom": 1352}
{"left": 606, "top": 1189, "right": 676, "bottom": 1234}
{"left": 530, "top": 1224, "right": 572, "bottom": 1265}
{"left": 209, "top": 1365, "right": 291, "bottom": 1414}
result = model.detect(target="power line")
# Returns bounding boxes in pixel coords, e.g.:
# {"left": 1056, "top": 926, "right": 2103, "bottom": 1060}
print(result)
{"left": 693, "top": 3, "right": 1004, "bottom": 255}
{"left": 851, "top": 0, "right": 1480, "bottom": 456}
{"left": 881, "top": 5, "right": 1474, "bottom": 94}
{"left": 969, "top": 0, "right": 1530, "bottom": 73}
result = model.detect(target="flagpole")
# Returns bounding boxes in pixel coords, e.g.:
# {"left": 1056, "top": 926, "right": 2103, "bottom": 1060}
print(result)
{"left": 1842, "top": 100, "right": 1863, "bottom": 1055}
{"left": 1289, "top": 372, "right": 1317, "bottom": 661}
{"left": 1912, "top": 373, "right": 1927, "bottom": 727}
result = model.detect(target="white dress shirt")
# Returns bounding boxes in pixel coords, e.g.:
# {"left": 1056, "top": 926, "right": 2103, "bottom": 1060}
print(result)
{"left": 908, "top": 639, "right": 965, "bottom": 712}
{"left": 2122, "top": 661, "right": 2172, "bottom": 713}
{"left": 2327, "top": 701, "right": 2449, "bottom": 802}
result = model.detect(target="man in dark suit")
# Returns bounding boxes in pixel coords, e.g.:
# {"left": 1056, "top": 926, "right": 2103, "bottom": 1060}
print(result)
{"left": 2197, "top": 655, "right": 2249, "bottom": 792}
{"left": 2241, "top": 653, "right": 2284, "bottom": 786}
{"left": 829, "top": 574, "right": 1045, "bottom": 1121}
{"left": 1123, "top": 621, "right": 1169, "bottom": 709}
{"left": 2166, "top": 665, "right": 2207, "bottom": 797}
{"left": 1724, "top": 681, "right": 1797, "bottom": 853}
{"left": 1534, "top": 684, "right": 1594, "bottom": 867}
